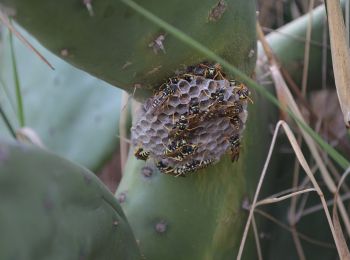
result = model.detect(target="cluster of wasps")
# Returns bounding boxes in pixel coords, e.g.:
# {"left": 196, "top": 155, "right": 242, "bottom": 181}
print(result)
{"left": 134, "top": 62, "right": 252, "bottom": 177}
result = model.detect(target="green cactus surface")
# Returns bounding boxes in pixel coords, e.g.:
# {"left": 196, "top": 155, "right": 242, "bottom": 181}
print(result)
{"left": 116, "top": 89, "right": 274, "bottom": 259}
{"left": 0, "top": 0, "right": 256, "bottom": 97}
{"left": 0, "top": 140, "right": 141, "bottom": 260}
{"left": 0, "top": 27, "right": 122, "bottom": 171}
{"left": 110, "top": 1, "right": 273, "bottom": 258}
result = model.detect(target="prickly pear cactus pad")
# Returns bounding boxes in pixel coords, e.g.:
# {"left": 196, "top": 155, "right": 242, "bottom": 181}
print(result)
{"left": 112, "top": 0, "right": 275, "bottom": 258}
{"left": 0, "top": 0, "right": 256, "bottom": 96}
{"left": 0, "top": 26, "right": 122, "bottom": 171}
{"left": 0, "top": 140, "right": 141, "bottom": 260}
{"left": 131, "top": 63, "right": 251, "bottom": 176}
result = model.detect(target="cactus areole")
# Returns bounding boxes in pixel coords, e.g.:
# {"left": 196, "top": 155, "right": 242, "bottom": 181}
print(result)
{"left": 0, "top": 0, "right": 256, "bottom": 98}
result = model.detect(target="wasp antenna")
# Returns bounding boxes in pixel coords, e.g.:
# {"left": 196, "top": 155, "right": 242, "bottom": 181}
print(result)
{"left": 247, "top": 96, "right": 254, "bottom": 104}
{"left": 203, "top": 89, "right": 212, "bottom": 98}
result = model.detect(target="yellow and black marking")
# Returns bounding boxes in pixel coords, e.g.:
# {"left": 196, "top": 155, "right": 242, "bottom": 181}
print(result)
{"left": 134, "top": 147, "right": 150, "bottom": 161}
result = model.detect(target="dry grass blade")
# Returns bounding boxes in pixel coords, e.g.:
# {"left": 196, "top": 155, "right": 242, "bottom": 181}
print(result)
{"left": 237, "top": 121, "right": 342, "bottom": 260}
{"left": 256, "top": 23, "right": 288, "bottom": 120}
{"left": 291, "top": 224, "right": 306, "bottom": 260}
{"left": 251, "top": 215, "right": 263, "bottom": 260}
{"left": 258, "top": 20, "right": 333, "bottom": 188}
{"left": 258, "top": 21, "right": 350, "bottom": 237}
{"left": 255, "top": 188, "right": 316, "bottom": 207}
{"left": 302, "top": 192, "right": 350, "bottom": 217}
{"left": 301, "top": 0, "right": 314, "bottom": 96}
{"left": 332, "top": 168, "right": 350, "bottom": 259}
{"left": 289, "top": 140, "right": 305, "bottom": 260}
{"left": 0, "top": 10, "right": 54, "bottom": 70}
{"left": 347, "top": 0, "right": 350, "bottom": 44}
{"left": 325, "top": 0, "right": 350, "bottom": 127}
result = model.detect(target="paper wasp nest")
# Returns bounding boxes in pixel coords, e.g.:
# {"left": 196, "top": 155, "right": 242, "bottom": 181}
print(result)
{"left": 131, "top": 63, "right": 251, "bottom": 177}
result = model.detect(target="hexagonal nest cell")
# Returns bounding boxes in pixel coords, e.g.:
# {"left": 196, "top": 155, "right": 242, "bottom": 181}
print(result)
{"left": 131, "top": 63, "right": 252, "bottom": 177}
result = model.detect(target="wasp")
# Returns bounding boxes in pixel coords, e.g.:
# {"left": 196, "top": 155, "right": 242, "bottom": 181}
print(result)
{"left": 173, "top": 161, "right": 198, "bottom": 177}
{"left": 203, "top": 88, "right": 227, "bottom": 111}
{"left": 169, "top": 77, "right": 180, "bottom": 84}
{"left": 172, "top": 160, "right": 202, "bottom": 177}
{"left": 210, "top": 88, "right": 226, "bottom": 103}
{"left": 156, "top": 161, "right": 173, "bottom": 173}
{"left": 167, "top": 114, "right": 190, "bottom": 137}
{"left": 230, "top": 146, "right": 240, "bottom": 162}
{"left": 170, "top": 114, "right": 201, "bottom": 138}
{"left": 185, "top": 160, "right": 201, "bottom": 172}
{"left": 200, "top": 90, "right": 227, "bottom": 120}
{"left": 200, "top": 104, "right": 219, "bottom": 121}
{"left": 134, "top": 147, "right": 150, "bottom": 161}
{"left": 180, "top": 144, "right": 198, "bottom": 157}
{"left": 164, "top": 138, "right": 187, "bottom": 156}
{"left": 186, "top": 65, "right": 206, "bottom": 77}
{"left": 198, "top": 158, "right": 214, "bottom": 169}
{"left": 228, "top": 134, "right": 241, "bottom": 162}
{"left": 200, "top": 102, "right": 219, "bottom": 121}
{"left": 218, "top": 103, "right": 243, "bottom": 117}
{"left": 231, "top": 81, "right": 253, "bottom": 103}
{"left": 231, "top": 102, "right": 244, "bottom": 114}
{"left": 229, "top": 134, "right": 240, "bottom": 147}
{"left": 198, "top": 63, "right": 226, "bottom": 80}
{"left": 181, "top": 73, "right": 195, "bottom": 82}
{"left": 175, "top": 115, "right": 189, "bottom": 131}
{"left": 202, "top": 63, "right": 226, "bottom": 80}
{"left": 203, "top": 110, "right": 217, "bottom": 120}
{"left": 172, "top": 165, "right": 188, "bottom": 177}
{"left": 151, "top": 82, "right": 179, "bottom": 110}
{"left": 167, "top": 144, "right": 198, "bottom": 161}
{"left": 161, "top": 158, "right": 211, "bottom": 177}
{"left": 186, "top": 62, "right": 226, "bottom": 80}
{"left": 229, "top": 116, "right": 242, "bottom": 131}
{"left": 156, "top": 161, "right": 187, "bottom": 177}
{"left": 189, "top": 101, "right": 200, "bottom": 115}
